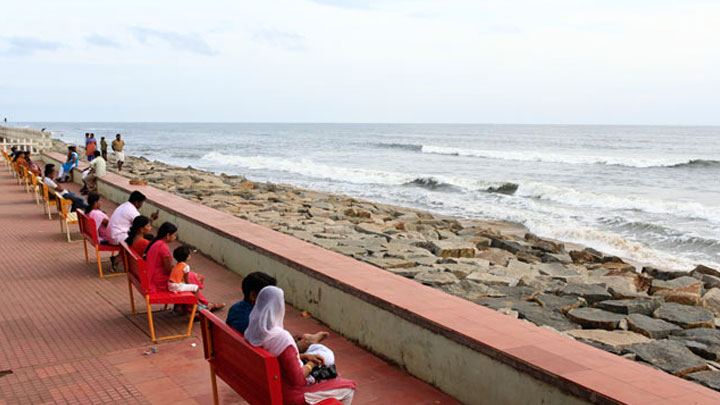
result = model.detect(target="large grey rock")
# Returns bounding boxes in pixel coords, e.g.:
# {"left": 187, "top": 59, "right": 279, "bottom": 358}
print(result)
{"left": 687, "top": 370, "right": 720, "bottom": 391}
{"left": 567, "top": 308, "right": 627, "bottom": 330}
{"left": 595, "top": 299, "right": 660, "bottom": 316}
{"left": 386, "top": 265, "right": 435, "bottom": 278}
{"left": 641, "top": 266, "right": 687, "bottom": 281}
{"left": 703, "top": 288, "right": 720, "bottom": 317}
{"left": 670, "top": 328, "right": 720, "bottom": 361}
{"left": 475, "top": 248, "right": 515, "bottom": 266}
{"left": 654, "top": 303, "right": 715, "bottom": 329}
{"left": 559, "top": 284, "right": 612, "bottom": 305}
{"left": 414, "top": 271, "right": 459, "bottom": 286}
{"left": 440, "top": 280, "right": 505, "bottom": 300}
{"left": 691, "top": 264, "right": 720, "bottom": 279}
{"left": 650, "top": 276, "right": 704, "bottom": 296}
{"left": 490, "top": 237, "right": 528, "bottom": 254}
{"left": 512, "top": 301, "right": 579, "bottom": 331}
{"left": 466, "top": 271, "right": 518, "bottom": 287}
{"left": 629, "top": 340, "right": 707, "bottom": 376}
{"left": 493, "top": 286, "right": 542, "bottom": 300}
{"left": 534, "top": 293, "right": 585, "bottom": 314}
{"left": 438, "top": 263, "right": 482, "bottom": 279}
{"left": 566, "top": 329, "right": 650, "bottom": 351}
{"left": 626, "top": 313, "right": 682, "bottom": 339}
{"left": 535, "top": 262, "right": 580, "bottom": 277}
{"left": 475, "top": 297, "right": 522, "bottom": 310}
{"left": 427, "top": 240, "right": 475, "bottom": 258}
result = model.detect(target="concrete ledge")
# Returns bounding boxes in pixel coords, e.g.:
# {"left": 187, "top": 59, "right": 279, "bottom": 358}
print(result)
{"left": 42, "top": 151, "right": 720, "bottom": 405}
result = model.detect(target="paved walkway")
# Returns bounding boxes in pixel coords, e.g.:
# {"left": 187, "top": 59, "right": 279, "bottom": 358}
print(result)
{"left": 0, "top": 170, "right": 459, "bottom": 405}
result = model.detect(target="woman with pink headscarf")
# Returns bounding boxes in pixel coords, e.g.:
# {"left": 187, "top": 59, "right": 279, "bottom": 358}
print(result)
{"left": 245, "top": 286, "right": 356, "bottom": 405}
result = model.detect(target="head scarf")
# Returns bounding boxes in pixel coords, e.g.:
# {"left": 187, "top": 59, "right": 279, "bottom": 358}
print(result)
{"left": 245, "top": 286, "right": 296, "bottom": 357}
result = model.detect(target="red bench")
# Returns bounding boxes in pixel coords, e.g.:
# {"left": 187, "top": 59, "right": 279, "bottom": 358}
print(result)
{"left": 77, "top": 211, "right": 124, "bottom": 278}
{"left": 121, "top": 242, "right": 198, "bottom": 342}
{"left": 199, "top": 309, "right": 342, "bottom": 405}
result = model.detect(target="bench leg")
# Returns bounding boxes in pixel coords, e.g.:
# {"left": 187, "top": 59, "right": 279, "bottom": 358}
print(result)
{"left": 146, "top": 296, "right": 157, "bottom": 342}
{"left": 127, "top": 275, "right": 136, "bottom": 315}
{"left": 96, "top": 247, "right": 103, "bottom": 277}
{"left": 83, "top": 239, "right": 89, "bottom": 264}
{"left": 186, "top": 304, "right": 198, "bottom": 335}
{"left": 66, "top": 221, "right": 72, "bottom": 243}
{"left": 209, "top": 364, "right": 219, "bottom": 405}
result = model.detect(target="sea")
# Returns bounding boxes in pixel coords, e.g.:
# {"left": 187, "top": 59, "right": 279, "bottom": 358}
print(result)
{"left": 19, "top": 122, "right": 720, "bottom": 271}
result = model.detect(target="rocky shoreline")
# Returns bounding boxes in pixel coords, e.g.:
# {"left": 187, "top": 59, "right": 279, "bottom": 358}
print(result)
{"left": 51, "top": 139, "right": 720, "bottom": 391}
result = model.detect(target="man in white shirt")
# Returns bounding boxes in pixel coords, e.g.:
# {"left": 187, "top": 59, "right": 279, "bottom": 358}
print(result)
{"left": 42, "top": 164, "right": 88, "bottom": 212}
{"left": 81, "top": 151, "right": 106, "bottom": 194}
{"left": 107, "top": 191, "right": 158, "bottom": 245}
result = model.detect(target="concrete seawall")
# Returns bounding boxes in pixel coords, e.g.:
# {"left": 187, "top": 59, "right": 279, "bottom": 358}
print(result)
{"left": 41, "top": 151, "right": 720, "bottom": 405}
{"left": 0, "top": 126, "right": 53, "bottom": 153}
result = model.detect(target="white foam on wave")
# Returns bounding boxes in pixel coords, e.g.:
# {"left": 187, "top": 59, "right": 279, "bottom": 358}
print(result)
{"left": 421, "top": 145, "right": 702, "bottom": 168}
{"left": 202, "top": 152, "right": 508, "bottom": 191}
{"left": 514, "top": 181, "right": 720, "bottom": 225}
{"left": 435, "top": 192, "right": 710, "bottom": 271}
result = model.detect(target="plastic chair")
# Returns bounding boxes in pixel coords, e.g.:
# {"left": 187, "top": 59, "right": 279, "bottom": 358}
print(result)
{"left": 56, "top": 194, "right": 79, "bottom": 242}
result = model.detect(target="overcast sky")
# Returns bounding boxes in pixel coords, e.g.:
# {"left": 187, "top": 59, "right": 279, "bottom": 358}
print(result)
{"left": 1, "top": 0, "right": 719, "bottom": 124}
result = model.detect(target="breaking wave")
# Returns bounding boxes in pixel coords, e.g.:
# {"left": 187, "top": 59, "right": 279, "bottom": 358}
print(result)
{"left": 420, "top": 145, "right": 715, "bottom": 169}
{"left": 373, "top": 142, "right": 423, "bottom": 152}
{"left": 515, "top": 182, "right": 720, "bottom": 224}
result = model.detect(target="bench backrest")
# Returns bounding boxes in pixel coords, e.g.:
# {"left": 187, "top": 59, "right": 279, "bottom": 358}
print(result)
{"left": 200, "top": 309, "right": 283, "bottom": 405}
{"left": 77, "top": 211, "right": 99, "bottom": 245}
{"left": 122, "top": 242, "right": 152, "bottom": 295}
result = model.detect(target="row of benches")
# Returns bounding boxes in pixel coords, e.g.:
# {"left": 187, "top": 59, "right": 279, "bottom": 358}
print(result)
{"left": 2, "top": 149, "right": 347, "bottom": 404}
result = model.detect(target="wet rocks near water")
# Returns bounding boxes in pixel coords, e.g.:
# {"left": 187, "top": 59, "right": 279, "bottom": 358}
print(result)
{"left": 53, "top": 139, "right": 720, "bottom": 393}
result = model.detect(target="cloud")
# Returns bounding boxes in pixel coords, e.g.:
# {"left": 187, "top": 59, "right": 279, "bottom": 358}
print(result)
{"left": 85, "top": 34, "right": 121, "bottom": 49}
{"left": 0, "top": 37, "right": 62, "bottom": 57}
{"left": 131, "top": 27, "right": 218, "bottom": 55}
{"left": 308, "top": 0, "right": 372, "bottom": 10}
{"left": 253, "top": 29, "right": 307, "bottom": 51}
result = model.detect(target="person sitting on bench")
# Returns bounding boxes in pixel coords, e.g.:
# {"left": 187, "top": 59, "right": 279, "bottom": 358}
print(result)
{"left": 107, "top": 191, "right": 158, "bottom": 245}
{"left": 24, "top": 151, "right": 42, "bottom": 176}
{"left": 42, "top": 164, "right": 88, "bottom": 212}
{"left": 227, "top": 272, "right": 330, "bottom": 344}
{"left": 245, "top": 286, "right": 356, "bottom": 405}
{"left": 145, "top": 222, "right": 225, "bottom": 313}
{"left": 125, "top": 215, "right": 153, "bottom": 257}
{"left": 169, "top": 245, "right": 218, "bottom": 312}
{"left": 85, "top": 193, "right": 111, "bottom": 243}
{"left": 57, "top": 146, "right": 79, "bottom": 182}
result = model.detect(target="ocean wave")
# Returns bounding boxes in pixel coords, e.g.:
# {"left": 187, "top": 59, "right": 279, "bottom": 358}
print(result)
{"left": 203, "top": 152, "right": 520, "bottom": 194}
{"left": 420, "top": 145, "right": 713, "bottom": 169}
{"left": 515, "top": 181, "right": 720, "bottom": 224}
{"left": 203, "top": 152, "right": 414, "bottom": 185}
{"left": 373, "top": 142, "right": 423, "bottom": 152}
{"left": 667, "top": 159, "right": 720, "bottom": 169}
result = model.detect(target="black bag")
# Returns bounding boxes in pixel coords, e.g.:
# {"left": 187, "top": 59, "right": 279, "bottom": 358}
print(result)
{"left": 310, "top": 364, "right": 338, "bottom": 381}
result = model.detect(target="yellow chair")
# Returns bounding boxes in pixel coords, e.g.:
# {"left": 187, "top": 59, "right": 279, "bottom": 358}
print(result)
{"left": 40, "top": 182, "right": 58, "bottom": 219}
{"left": 29, "top": 173, "right": 41, "bottom": 205}
{"left": 56, "top": 194, "right": 79, "bottom": 243}
{"left": 21, "top": 166, "right": 32, "bottom": 193}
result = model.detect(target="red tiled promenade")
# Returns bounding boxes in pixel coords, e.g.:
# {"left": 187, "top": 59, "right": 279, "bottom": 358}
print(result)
{"left": 0, "top": 171, "right": 459, "bottom": 405}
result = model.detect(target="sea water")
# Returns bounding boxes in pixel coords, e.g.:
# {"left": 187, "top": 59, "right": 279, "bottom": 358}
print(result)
{"left": 23, "top": 122, "right": 720, "bottom": 271}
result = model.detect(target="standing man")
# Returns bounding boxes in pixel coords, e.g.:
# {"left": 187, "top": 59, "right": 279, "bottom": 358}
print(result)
{"left": 100, "top": 136, "right": 108, "bottom": 161}
{"left": 111, "top": 133, "right": 125, "bottom": 171}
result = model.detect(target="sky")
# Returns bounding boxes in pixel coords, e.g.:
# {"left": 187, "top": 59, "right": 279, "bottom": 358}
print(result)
{"left": 1, "top": 0, "right": 719, "bottom": 124}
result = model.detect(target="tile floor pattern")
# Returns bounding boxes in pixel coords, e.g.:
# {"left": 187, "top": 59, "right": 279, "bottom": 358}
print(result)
{"left": 0, "top": 170, "right": 459, "bottom": 405}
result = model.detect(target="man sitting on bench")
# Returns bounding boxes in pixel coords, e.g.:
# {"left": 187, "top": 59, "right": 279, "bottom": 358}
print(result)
{"left": 226, "top": 272, "right": 332, "bottom": 363}
{"left": 42, "top": 164, "right": 88, "bottom": 212}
